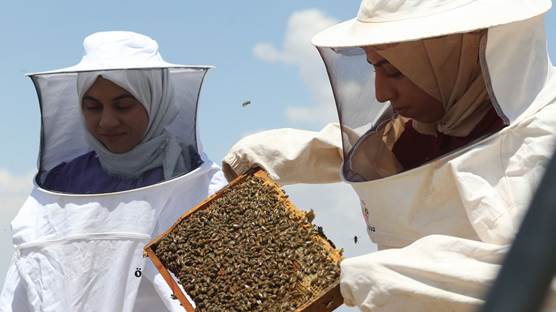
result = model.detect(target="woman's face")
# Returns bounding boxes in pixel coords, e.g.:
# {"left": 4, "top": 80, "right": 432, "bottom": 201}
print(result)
{"left": 364, "top": 47, "right": 444, "bottom": 123}
{"left": 81, "top": 77, "right": 149, "bottom": 153}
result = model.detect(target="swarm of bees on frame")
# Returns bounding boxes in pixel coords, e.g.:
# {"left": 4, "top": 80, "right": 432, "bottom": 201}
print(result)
{"left": 153, "top": 175, "right": 341, "bottom": 312}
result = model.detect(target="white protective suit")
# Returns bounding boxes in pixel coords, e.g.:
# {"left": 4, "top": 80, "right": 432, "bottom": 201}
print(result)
{"left": 0, "top": 32, "right": 227, "bottom": 312}
{"left": 223, "top": 1, "right": 556, "bottom": 311}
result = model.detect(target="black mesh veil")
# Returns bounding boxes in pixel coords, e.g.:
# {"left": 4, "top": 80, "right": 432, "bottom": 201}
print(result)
{"left": 30, "top": 67, "right": 210, "bottom": 193}
{"left": 317, "top": 46, "right": 392, "bottom": 181}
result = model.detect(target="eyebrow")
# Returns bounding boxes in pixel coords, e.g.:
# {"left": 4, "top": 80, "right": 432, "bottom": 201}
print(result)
{"left": 113, "top": 94, "right": 135, "bottom": 101}
{"left": 82, "top": 95, "right": 99, "bottom": 103}
{"left": 82, "top": 93, "right": 135, "bottom": 102}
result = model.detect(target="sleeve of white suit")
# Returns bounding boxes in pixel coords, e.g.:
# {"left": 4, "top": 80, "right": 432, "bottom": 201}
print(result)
{"left": 340, "top": 235, "right": 511, "bottom": 312}
{"left": 222, "top": 123, "right": 344, "bottom": 185}
{"left": 0, "top": 261, "right": 31, "bottom": 312}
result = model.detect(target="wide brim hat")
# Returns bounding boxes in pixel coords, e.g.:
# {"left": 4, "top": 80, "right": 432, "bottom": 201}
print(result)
{"left": 29, "top": 31, "right": 213, "bottom": 75}
{"left": 312, "top": 0, "right": 552, "bottom": 47}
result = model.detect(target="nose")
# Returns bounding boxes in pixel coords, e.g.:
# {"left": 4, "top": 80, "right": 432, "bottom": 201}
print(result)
{"left": 98, "top": 108, "right": 119, "bottom": 129}
{"left": 374, "top": 71, "right": 396, "bottom": 103}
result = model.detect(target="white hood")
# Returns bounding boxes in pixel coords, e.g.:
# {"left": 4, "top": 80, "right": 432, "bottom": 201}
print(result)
{"left": 336, "top": 13, "right": 556, "bottom": 312}
{"left": 345, "top": 15, "right": 556, "bottom": 248}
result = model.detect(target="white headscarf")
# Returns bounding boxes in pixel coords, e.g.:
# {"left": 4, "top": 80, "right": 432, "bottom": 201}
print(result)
{"left": 77, "top": 69, "right": 198, "bottom": 179}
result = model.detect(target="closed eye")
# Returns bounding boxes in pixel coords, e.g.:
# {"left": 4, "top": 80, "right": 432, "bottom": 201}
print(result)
{"left": 82, "top": 98, "right": 102, "bottom": 111}
{"left": 381, "top": 63, "right": 402, "bottom": 78}
{"left": 114, "top": 98, "right": 140, "bottom": 111}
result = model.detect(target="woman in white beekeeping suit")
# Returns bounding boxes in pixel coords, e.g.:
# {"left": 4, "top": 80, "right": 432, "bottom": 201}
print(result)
{"left": 223, "top": 0, "right": 556, "bottom": 310}
{"left": 0, "top": 31, "right": 226, "bottom": 311}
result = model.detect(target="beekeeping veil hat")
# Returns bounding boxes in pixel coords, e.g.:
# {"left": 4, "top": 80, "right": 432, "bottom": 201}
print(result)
{"left": 311, "top": 0, "right": 554, "bottom": 181}
{"left": 4, "top": 32, "right": 227, "bottom": 312}
{"left": 29, "top": 31, "right": 213, "bottom": 191}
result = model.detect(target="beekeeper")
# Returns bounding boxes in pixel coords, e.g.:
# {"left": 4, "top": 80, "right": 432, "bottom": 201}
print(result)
{"left": 223, "top": 0, "right": 556, "bottom": 310}
{"left": 0, "top": 31, "right": 226, "bottom": 311}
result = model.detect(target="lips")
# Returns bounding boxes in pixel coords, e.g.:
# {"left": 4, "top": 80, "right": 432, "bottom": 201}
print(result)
{"left": 97, "top": 132, "right": 126, "bottom": 142}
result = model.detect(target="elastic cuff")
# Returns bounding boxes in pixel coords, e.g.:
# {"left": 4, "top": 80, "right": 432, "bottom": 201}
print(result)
{"left": 222, "top": 153, "right": 250, "bottom": 182}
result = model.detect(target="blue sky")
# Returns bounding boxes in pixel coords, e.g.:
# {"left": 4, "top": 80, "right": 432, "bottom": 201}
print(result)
{"left": 0, "top": 1, "right": 555, "bottom": 310}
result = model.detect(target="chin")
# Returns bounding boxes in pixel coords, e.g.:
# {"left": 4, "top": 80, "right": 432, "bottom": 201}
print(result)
{"left": 102, "top": 143, "right": 130, "bottom": 154}
{"left": 396, "top": 110, "right": 414, "bottom": 119}
{"left": 110, "top": 147, "right": 133, "bottom": 154}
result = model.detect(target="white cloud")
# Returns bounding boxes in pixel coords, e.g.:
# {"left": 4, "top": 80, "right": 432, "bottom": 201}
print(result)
{"left": 253, "top": 9, "right": 339, "bottom": 126}
{"left": 0, "top": 168, "right": 33, "bottom": 287}
{"left": 253, "top": 43, "right": 283, "bottom": 63}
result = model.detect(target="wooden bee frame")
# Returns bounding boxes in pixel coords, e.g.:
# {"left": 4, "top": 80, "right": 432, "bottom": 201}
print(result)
{"left": 144, "top": 168, "right": 343, "bottom": 311}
